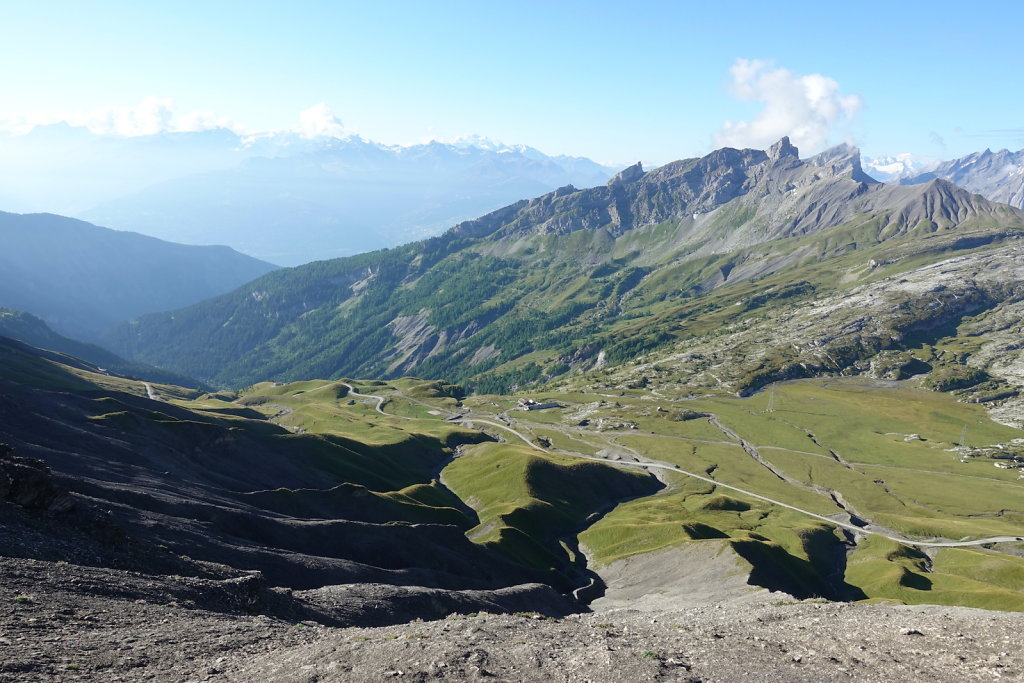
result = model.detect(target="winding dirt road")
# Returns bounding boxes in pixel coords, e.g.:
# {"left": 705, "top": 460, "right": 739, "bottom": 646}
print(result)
{"left": 449, "top": 407, "right": 1022, "bottom": 549}
{"left": 142, "top": 382, "right": 160, "bottom": 401}
{"left": 341, "top": 383, "right": 387, "bottom": 415}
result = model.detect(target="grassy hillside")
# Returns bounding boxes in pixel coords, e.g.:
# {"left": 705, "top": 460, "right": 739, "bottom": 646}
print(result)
{"left": 443, "top": 442, "right": 660, "bottom": 581}
{"left": 457, "top": 379, "right": 1024, "bottom": 609}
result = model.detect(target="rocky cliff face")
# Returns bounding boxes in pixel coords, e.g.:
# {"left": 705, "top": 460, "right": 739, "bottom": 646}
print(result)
{"left": 0, "top": 444, "right": 74, "bottom": 513}
{"left": 450, "top": 142, "right": 774, "bottom": 241}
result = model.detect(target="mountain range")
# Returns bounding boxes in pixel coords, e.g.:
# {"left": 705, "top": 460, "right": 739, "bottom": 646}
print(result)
{"left": 860, "top": 153, "right": 931, "bottom": 181}
{"left": 0, "top": 125, "right": 615, "bottom": 265}
{"left": 900, "top": 147, "right": 1024, "bottom": 209}
{"left": 104, "top": 138, "right": 1024, "bottom": 401}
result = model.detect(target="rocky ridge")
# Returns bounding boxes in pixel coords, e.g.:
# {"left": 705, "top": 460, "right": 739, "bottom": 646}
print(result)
{"left": 452, "top": 137, "right": 1018, "bottom": 252}
{"left": 902, "top": 147, "right": 1024, "bottom": 210}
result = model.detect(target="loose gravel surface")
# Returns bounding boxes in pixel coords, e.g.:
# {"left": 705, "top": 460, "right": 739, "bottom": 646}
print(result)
{"left": 0, "top": 557, "right": 318, "bottom": 682}
{"left": 226, "top": 602, "right": 1023, "bottom": 682}
{"left": 3, "top": 555, "right": 1022, "bottom": 683}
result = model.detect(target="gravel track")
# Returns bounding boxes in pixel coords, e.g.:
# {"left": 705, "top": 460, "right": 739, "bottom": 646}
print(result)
{"left": 452, "top": 408, "right": 1023, "bottom": 549}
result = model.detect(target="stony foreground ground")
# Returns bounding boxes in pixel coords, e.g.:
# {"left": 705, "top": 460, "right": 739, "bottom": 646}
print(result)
{"left": 229, "top": 602, "right": 1023, "bottom": 683}
{"left": 2, "top": 555, "right": 1021, "bottom": 683}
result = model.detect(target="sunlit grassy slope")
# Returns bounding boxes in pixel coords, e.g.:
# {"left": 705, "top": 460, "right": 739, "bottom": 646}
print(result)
{"left": 101, "top": 368, "right": 1024, "bottom": 609}
{"left": 6, "top": 335, "right": 1022, "bottom": 610}
{"left": 495, "top": 377, "right": 1024, "bottom": 609}
{"left": 442, "top": 442, "right": 660, "bottom": 577}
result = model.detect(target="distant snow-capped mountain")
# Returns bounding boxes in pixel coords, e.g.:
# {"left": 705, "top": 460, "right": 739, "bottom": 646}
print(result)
{"left": 861, "top": 153, "right": 933, "bottom": 182}
{"left": 0, "top": 126, "right": 617, "bottom": 265}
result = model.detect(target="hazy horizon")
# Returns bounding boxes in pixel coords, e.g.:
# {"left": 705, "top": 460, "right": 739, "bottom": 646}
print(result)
{"left": 3, "top": 0, "right": 1023, "bottom": 169}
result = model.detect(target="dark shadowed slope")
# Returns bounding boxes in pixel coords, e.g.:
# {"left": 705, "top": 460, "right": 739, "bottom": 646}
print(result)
{"left": 0, "top": 337, "right": 525, "bottom": 591}
{"left": 0, "top": 308, "right": 204, "bottom": 387}
{"left": 0, "top": 338, "right": 654, "bottom": 602}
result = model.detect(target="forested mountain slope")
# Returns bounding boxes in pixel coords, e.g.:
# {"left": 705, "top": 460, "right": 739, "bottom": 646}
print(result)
{"left": 0, "top": 308, "right": 202, "bottom": 387}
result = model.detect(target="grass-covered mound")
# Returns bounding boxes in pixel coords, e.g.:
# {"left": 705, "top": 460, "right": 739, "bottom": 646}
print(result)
{"left": 443, "top": 443, "right": 661, "bottom": 583}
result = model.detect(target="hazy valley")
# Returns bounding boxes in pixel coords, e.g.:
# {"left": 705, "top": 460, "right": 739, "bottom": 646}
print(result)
{"left": 0, "top": 127, "right": 614, "bottom": 265}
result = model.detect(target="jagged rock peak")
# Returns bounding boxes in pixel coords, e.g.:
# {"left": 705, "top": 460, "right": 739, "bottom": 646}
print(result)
{"left": 809, "top": 142, "right": 878, "bottom": 184}
{"left": 810, "top": 142, "right": 859, "bottom": 165}
{"left": 767, "top": 137, "right": 799, "bottom": 162}
{"left": 608, "top": 162, "right": 644, "bottom": 186}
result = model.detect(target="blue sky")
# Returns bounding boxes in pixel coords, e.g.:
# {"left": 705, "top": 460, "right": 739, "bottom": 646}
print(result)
{"left": 2, "top": 0, "right": 1022, "bottom": 165}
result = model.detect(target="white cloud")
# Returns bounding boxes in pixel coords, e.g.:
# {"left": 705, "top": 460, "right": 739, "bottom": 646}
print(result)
{"left": 1, "top": 100, "right": 358, "bottom": 141}
{"left": 296, "top": 103, "right": 348, "bottom": 138}
{"left": 0, "top": 96, "right": 240, "bottom": 137}
{"left": 175, "top": 109, "right": 237, "bottom": 133}
{"left": 83, "top": 95, "right": 175, "bottom": 136}
{"left": 715, "top": 59, "right": 862, "bottom": 154}
{"left": 0, "top": 115, "right": 39, "bottom": 135}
